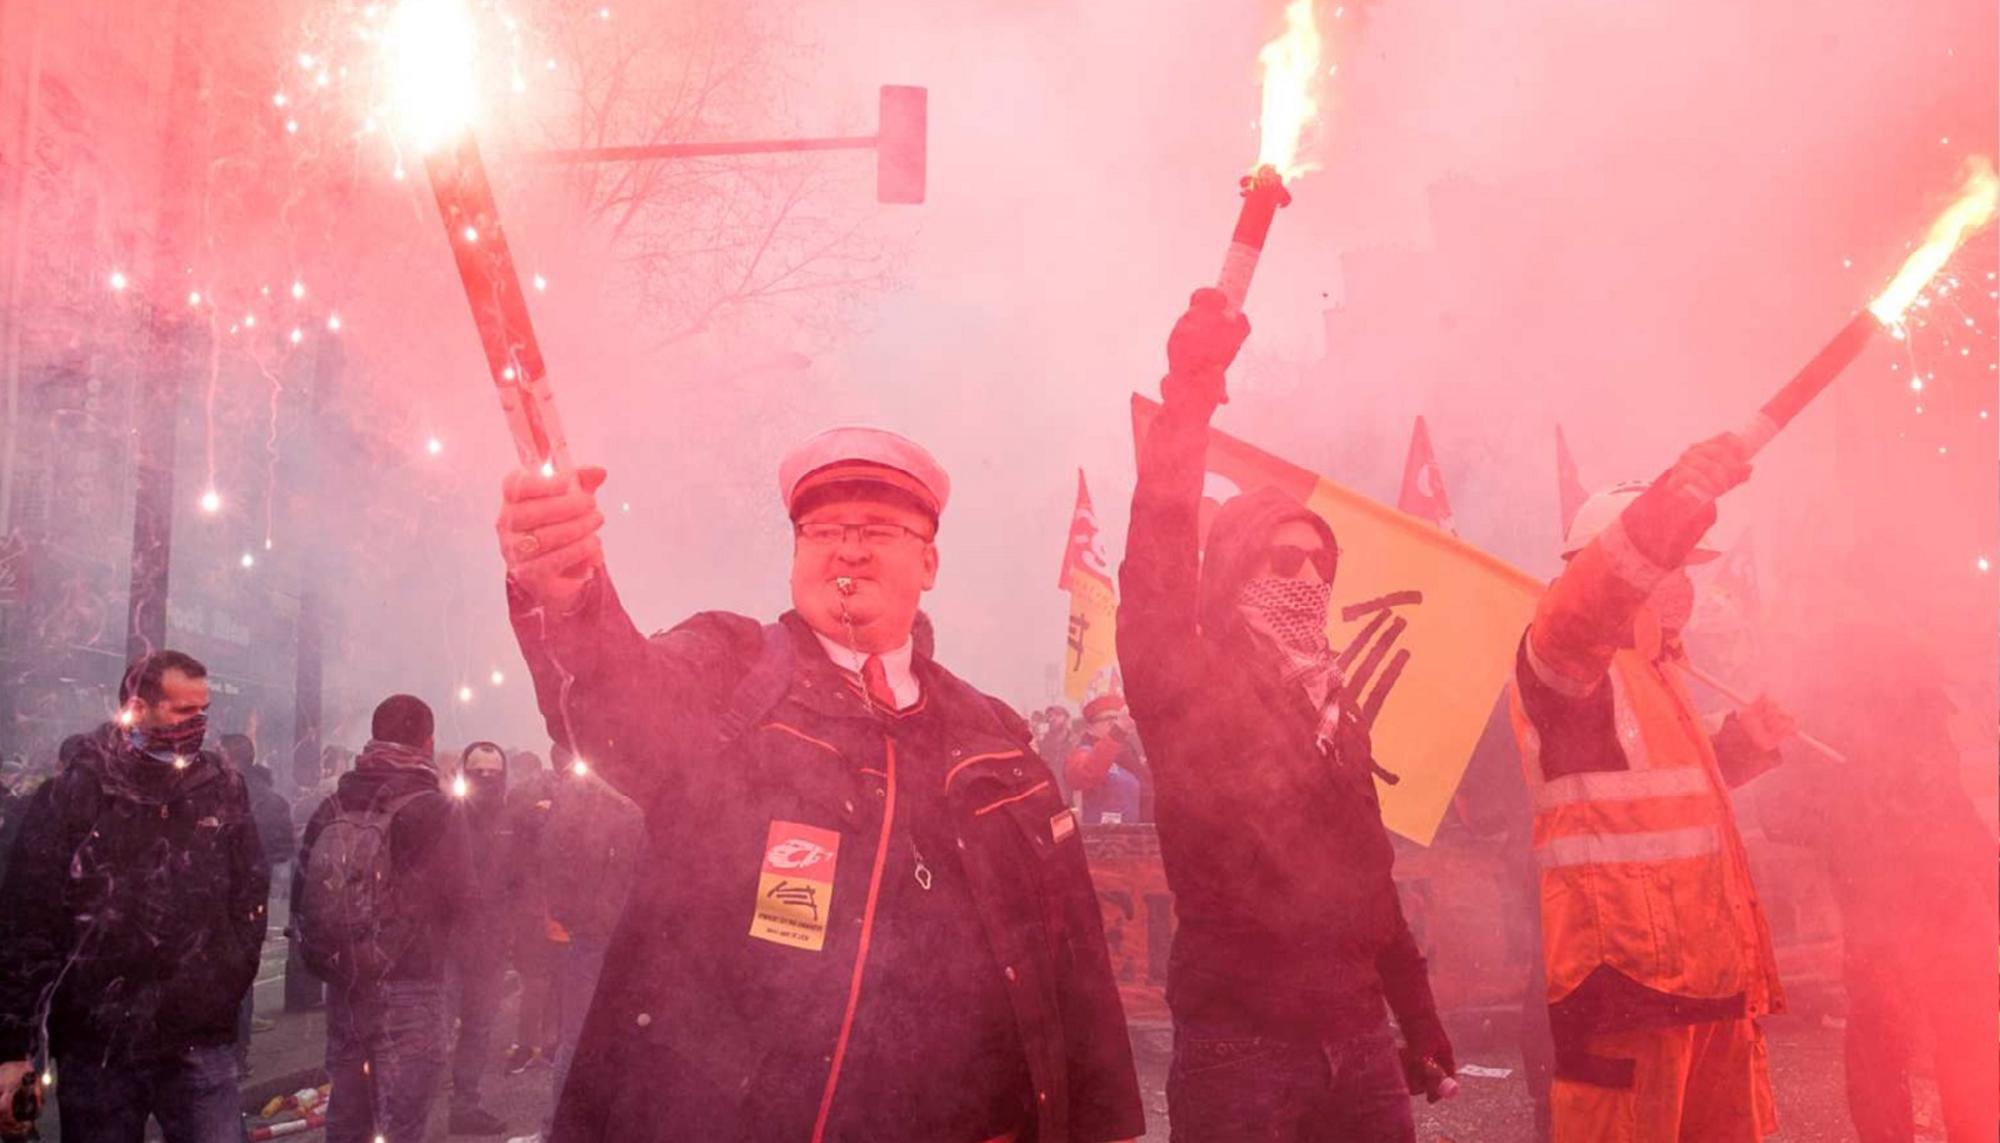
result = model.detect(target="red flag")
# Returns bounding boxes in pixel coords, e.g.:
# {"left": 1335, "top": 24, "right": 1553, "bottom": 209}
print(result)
{"left": 1555, "top": 424, "right": 1588, "bottom": 534}
{"left": 1397, "top": 416, "right": 1456, "bottom": 535}
{"left": 1057, "top": 469, "right": 1111, "bottom": 590}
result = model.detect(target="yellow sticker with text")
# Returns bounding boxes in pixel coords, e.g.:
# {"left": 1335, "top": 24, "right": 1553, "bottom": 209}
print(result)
{"left": 749, "top": 820, "right": 840, "bottom": 952}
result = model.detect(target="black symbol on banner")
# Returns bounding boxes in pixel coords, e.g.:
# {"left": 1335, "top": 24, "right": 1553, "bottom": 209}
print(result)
{"left": 1067, "top": 611, "right": 1091, "bottom": 670}
{"left": 766, "top": 880, "right": 820, "bottom": 923}
{"left": 1336, "top": 590, "right": 1423, "bottom": 730}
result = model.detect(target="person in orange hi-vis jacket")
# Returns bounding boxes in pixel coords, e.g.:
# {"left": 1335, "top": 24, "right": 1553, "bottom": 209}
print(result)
{"left": 1509, "top": 433, "right": 1800, "bottom": 1143}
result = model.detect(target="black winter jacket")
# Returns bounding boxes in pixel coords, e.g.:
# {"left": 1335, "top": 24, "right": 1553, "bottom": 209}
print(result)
{"left": 543, "top": 774, "right": 644, "bottom": 945}
{"left": 1118, "top": 395, "right": 1440, "bottom": 1041}
{"left": 291, "top": 752, "right": 474, "bottom": 985}
{"left": 512, "top": 586, "right": 1144, "bottom": 1143}
{"left": 0, "top": 725, "right": 270, "bottom": 1062}
{"left": 246, "top": 767, "right": 298, "bottom": 868}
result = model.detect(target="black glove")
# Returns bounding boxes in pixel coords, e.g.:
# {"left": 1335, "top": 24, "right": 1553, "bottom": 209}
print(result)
{"left": 1162, "top": 287, "right": 1250, "bottom": 408}
{"left": 1398, "top": 1011, "right": 1457, "bottom": 1101}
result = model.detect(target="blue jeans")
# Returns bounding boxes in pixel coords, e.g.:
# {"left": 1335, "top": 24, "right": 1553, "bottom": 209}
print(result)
{"left": 324, "top": 980, "right": 448, "bottom": 1143}
{"left": 1166, "top": 1020, "right": 1414, "bottom": 1143}
{"left": 54, "top": 1043, "right": 246, "bottom": 1143}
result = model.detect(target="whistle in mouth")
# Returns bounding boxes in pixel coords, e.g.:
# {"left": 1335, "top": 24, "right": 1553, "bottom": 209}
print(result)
{"left": 835, "top": 577, "right": 857, "bottom": 596}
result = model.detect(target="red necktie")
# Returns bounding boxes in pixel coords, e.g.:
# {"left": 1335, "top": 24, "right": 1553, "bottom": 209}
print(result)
{"left": 861, "top": 654, "right": 899, "bottom": 711}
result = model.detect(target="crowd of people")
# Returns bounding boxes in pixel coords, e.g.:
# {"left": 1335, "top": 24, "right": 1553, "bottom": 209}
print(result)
{"left": 0, "top": 655, "right": 646, "bottom": 1143}
{"left": 1028, "top": 696, "right": 1153, "bottom": 827}
{"left": 0, "top": 290, "right": 1990, "bottom": 1143}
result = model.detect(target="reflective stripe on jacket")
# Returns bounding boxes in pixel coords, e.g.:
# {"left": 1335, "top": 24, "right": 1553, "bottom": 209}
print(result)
{"left": 1511, "top": 622, "right": 1782, "bottom": 1023}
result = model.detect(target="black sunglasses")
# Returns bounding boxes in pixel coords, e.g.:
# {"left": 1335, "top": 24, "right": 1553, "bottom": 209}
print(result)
{"left": 1264, "top": 544, "right": 1337, "bottom": 581}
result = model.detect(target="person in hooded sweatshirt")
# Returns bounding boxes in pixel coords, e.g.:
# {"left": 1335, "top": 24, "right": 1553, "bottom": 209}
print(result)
{"left": 0, "top": 650, "right": 270, "bottom": 1143}
{"left": 292, "top": 695, "right": 474, "bottom": 1143}
{"left": 1118, "top": 289, "right": 1453, "bottom": 1143}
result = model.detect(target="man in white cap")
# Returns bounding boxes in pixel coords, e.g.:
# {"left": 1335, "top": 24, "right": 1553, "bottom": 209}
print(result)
{"left": 493, "top": 432, "right": 1143, "bottom": 1143}
{"left": 1509, "top": 437, "right": 1798, "bottom": 1143}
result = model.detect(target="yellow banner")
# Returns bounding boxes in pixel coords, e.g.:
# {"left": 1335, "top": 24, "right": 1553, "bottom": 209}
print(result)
{"left": 1134, "top": 396, "right": 1543, "bottom": 844}
{"left": 1065, "top": 570, "right": 1120, "bottom": 702}
{"left": 1060, "top": 469, "right": 1122, "bottom": 702}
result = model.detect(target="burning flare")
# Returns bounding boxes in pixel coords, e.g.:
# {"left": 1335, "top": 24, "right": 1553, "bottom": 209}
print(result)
{"left": 1254, "top": 0, "right": 1326, "bottom": 179}
{"left": 385, "top": 0, "right": 479, "bottom": 152}
{"left": 1867, "top": 156, "right": 1999, "bottom": 326}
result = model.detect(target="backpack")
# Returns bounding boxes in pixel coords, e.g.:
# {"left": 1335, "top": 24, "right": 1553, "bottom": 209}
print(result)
{"left": 296, "top": 788, "right": 431, "bottom": 987}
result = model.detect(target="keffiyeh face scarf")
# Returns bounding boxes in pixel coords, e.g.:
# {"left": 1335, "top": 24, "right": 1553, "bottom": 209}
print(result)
{"left": 1237, "top": 576, "right": 1345, "bottom": 749}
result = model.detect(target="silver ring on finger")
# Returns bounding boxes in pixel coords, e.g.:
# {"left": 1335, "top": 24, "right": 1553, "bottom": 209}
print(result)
{"left": 515, "top": 532, "right": 542, "bottom": 558}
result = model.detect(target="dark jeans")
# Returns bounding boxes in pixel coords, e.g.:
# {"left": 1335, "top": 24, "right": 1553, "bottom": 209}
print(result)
{"left": 235, "top": 991, "right": 254, "bottom": 1069}
{"left": 54, "top": 1044, "right": 246, "bottom": 1143}
{"left": 325, "top": 979, "right": 448, "bottom": 1143}
{"left": 1167, "top": 1019, "right": 1414, "bottom": 1143}
{"left": 516, "top": 927, "right": 564, "bottom": 1055}
{"left": 449, "top": 954, "right": 507, "bottom": 1110}
{"left": 553, "top": 935, "right": 611, "bottom": 1104}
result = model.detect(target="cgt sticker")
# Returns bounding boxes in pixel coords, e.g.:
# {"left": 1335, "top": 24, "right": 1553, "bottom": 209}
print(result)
{"left": 749, "top": 820, "right": 841, "bottom": 952}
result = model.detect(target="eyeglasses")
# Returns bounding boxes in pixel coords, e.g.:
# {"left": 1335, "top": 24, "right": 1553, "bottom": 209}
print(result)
{"left": 1264, "top": 544, "right": 1336, "bottom": 581}
{"left": 795, "top": 521, "right": 935, "bottom": 547}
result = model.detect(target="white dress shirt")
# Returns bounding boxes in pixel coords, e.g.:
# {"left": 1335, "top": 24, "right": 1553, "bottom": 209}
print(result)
{"left": 812, "top": 630, "right": 921, "bottom": 710}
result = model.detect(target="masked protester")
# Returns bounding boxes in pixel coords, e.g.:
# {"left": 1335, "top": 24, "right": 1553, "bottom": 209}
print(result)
{"left": 1511, "top": 458, "right": 1798, "bottom": 1143}
{"left": 0, "top": 650, "right": 270, "bottom": 1143}
{"left": 539, "top": 760, "right": 645, "bottom": 1137}
{"left": 1118, "top": 289, "right": 1452, "bottom": 1143}
{"left": 501, "top": 749, "right": 561, "bottom": 1077}
{"left": 293, "top": 695, "right": 475, "bottom": 1143}
{"left": 496, "top": 427, "right": 1143, "bottom": 1143}
{"left": 1758, "top": 648, "right": 1998, "bottom": 1143}
{"left": 445, "top": 741, "right": 513, "bottom": 1136}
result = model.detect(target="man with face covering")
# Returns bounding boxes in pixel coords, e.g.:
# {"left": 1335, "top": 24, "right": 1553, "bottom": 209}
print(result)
{"left": 1511, "top": 459, "right": 1797, "bottom": 1143}
{"left": 494, "top": 428, "right": 1142, "bottom": 1143}
{"left": 0, "top": 650, "right": 269, "bottom": 1142}
{"left": 446, "top": 740, "right": 513, "bottom": 1135}
{"left": 1118, "top": 289, "right": 1452, "bottom": 1143}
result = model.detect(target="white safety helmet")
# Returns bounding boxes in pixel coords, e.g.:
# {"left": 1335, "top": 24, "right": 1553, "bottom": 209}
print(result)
{"left": 1562, "top": 481, "right": 1720, "bottom": 563}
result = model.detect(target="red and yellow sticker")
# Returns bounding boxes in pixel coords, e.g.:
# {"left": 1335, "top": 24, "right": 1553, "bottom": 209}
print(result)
{"left": 749, "top": 820, "right": 840, "bottom": 952}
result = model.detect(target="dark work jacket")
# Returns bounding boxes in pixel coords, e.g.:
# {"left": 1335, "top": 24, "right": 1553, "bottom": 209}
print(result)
{"left": 512, "top": 586, "right": 1144, "bottom": 1143}
{"left": 0, "top": 725, "right": 270, "bottom": 1062}
{"left": 292, "top": 757, "right": 474, "bottom": 984}
{"left": 1118, "top": 395, "right": 1438, "bottom": 1041}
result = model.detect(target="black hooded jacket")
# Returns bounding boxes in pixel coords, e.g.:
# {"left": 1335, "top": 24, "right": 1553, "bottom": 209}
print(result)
{"left": 1118, "top": 395, "right": 1439, "bottom": 1041}
{"left": 0, "top": 724, "right": 270, "bottom": 1062}
{"left": 246, "top": 765, "right": 298, "bottom": 868}
{"left": 292, "top": 744, "right": 474, "bottom": 984}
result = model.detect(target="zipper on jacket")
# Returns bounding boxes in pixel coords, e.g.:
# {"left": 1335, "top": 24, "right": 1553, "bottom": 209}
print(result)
{"left": 810, "top": 735, "right": 899, "bottom": 1142}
